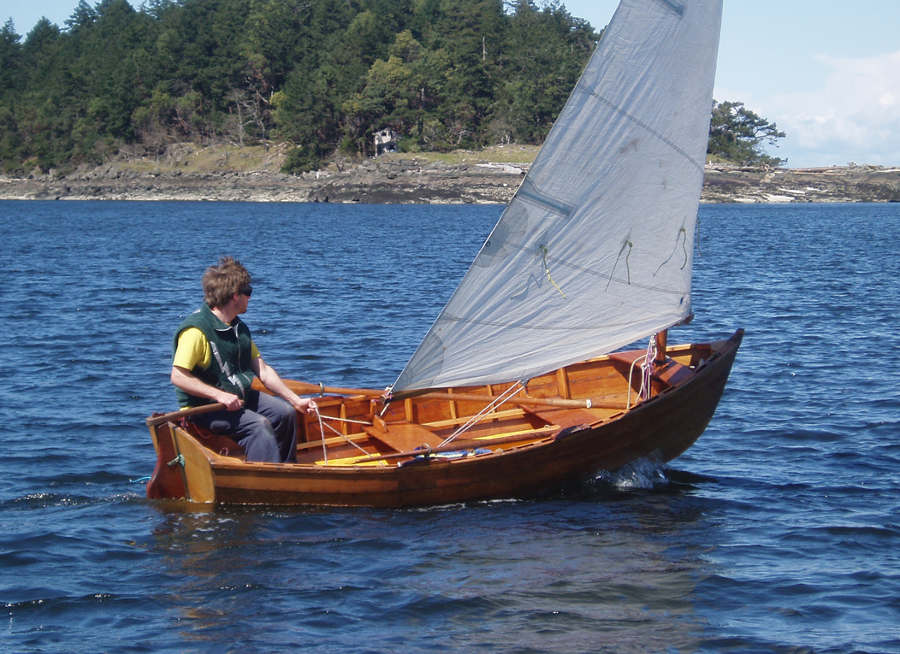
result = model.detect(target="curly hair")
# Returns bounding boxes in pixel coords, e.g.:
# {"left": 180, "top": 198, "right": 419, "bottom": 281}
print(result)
{"left": 202, "top": 256, "right": 252, "bottom": 308}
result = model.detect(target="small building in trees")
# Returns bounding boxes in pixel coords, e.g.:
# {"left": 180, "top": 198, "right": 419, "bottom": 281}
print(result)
{"left": 374, "top": 128, "right": 398, "bottom": 156}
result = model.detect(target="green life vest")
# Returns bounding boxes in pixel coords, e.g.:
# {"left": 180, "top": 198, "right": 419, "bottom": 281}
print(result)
{"left": 173, "top": 304, "right": 256, "bottom": 407}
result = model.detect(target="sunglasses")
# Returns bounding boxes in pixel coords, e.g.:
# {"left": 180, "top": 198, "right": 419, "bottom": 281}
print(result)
{"left": 239, "top": 285, "right": 253, "bottom": 297}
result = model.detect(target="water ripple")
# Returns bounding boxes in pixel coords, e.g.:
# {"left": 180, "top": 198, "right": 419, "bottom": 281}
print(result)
{"left": 1, "top": 201, "right": 899, "bottom": 653}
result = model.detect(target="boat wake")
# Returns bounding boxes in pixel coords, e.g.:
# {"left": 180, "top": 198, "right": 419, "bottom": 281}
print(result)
{"left": 591, "top": 458, "right": 672, "bottom": 491}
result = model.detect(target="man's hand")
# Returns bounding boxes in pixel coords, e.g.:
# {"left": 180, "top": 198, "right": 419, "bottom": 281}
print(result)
{"left": 290, "top": 397, "right": 317, "bottom": 414}
{"left": 216, "top": 391, "right": 244, "bottom": 411}
{"left": 254, "top": 356, "right": 317, "bottom": 415}
{"left": 172, "top": 365, "right": 243, "bottom": 411}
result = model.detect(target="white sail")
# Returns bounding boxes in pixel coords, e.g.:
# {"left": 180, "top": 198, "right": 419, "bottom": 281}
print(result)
{"left": 393, "top": 0, "right": 723, "bottom": 393}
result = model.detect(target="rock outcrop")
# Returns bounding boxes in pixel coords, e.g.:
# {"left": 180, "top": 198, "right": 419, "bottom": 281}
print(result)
{"left": 1, "top": 145, "right": 897, "bottom": 204}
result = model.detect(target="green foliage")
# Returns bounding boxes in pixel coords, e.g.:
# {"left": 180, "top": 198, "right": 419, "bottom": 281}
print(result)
{"left": 281, "top": 145, "right": 321, "bottom": 175}
{"left": 492, "top": 1, "right": 596, "bottom": 143}
{"left": 0, "top": 0, "right": 601, "bottom": 170}
{"left": 1, "top": 1, "right": 781, "bottom": 173}
{"left": 0, "top": 20, "right": 22, "bottom": 93}
{"left": 708, "top": 100, "right": 786, "bottom": 166}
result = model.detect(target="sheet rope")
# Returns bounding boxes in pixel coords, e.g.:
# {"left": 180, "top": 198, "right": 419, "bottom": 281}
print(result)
{"left": 438, "top": 380, "right": 527, "bottom": 448}
{"left": 312, "top": 408, "right": 372, "bottom": 463}
{"left": 625, "top": 336, "right": 658, "bottom": 409}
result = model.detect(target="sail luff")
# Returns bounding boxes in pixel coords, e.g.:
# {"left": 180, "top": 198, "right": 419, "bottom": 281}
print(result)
{"left": 392, "top": 0, "right": 723, "bottom": 393}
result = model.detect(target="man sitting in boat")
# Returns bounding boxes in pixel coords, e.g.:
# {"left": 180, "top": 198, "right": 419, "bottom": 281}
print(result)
{"left": 170, "top": 256, "right": 316, "bottom": 462}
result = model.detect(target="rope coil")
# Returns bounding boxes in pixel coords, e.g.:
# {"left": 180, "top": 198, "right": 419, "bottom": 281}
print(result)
{"left": 625, "top": 336, "right": 657, "bottom": 409}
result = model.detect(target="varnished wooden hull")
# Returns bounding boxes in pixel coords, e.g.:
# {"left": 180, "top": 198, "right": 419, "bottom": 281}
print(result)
{"left": 146, "top": 330, "right": 742, "bottom": 507}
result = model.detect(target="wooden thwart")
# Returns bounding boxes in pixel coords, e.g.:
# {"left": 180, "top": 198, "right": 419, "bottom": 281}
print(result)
{"left": 364, "top": 417, "right": 444, "bottom": 453}
{"left": 296, "top": 431, "right": 368, "bottom": 451}
{"left": 523, "top": 406, "right": 605, "bottom": 429}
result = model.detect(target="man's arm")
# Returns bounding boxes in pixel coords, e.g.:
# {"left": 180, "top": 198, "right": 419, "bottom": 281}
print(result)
{"left": 170, "top": 365, "right": 243, "bottom": 411}
{"left": 252, "top": 357, "right": 317, "bottom": 414}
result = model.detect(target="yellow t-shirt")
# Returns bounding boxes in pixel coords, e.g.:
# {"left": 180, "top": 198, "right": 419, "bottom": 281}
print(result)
{"left": 173, "top": 327, "right": 260, "bottom": 371}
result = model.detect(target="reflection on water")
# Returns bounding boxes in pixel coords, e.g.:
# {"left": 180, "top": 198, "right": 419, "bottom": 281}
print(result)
{"left": 148, "top": 468, "right": 716, "bottom": 652}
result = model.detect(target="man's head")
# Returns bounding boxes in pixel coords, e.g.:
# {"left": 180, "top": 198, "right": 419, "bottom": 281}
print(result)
{"left": 202, "top": 256, "right": 252, "bottom": 309}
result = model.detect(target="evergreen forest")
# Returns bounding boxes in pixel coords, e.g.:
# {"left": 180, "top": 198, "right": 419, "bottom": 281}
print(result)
{"left": 0, "top": 0, "right": 785, "bottom": 175}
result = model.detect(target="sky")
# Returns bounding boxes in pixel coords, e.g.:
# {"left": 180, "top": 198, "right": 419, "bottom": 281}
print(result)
{"left": 4, "top": 0, "right": 900, "bottom": 168}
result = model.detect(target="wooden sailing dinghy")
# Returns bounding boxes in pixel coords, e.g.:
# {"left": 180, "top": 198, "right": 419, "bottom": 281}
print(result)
{"left": 147, "top": 0, "right": 741, "bottom": 507}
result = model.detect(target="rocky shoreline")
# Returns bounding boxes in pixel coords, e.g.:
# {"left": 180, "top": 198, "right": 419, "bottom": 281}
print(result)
{"left": 701, "top": 164, "right": 900, "bottom": 204}
{"left": 1, "top": 145, "right": 898, "bottom": 204}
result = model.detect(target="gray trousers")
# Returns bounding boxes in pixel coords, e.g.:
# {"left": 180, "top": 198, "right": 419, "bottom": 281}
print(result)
{"left": 193, "top": 390, "right": 298, "bottom": 463}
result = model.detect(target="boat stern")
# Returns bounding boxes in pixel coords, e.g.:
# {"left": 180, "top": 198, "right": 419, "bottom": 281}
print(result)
{"left": 146, "top": 419, "right": 217, "bottom": 503}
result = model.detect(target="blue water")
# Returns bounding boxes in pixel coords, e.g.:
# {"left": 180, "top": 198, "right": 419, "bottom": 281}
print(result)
{"left": 1, "top": 200, "right": 898, "bottom": 653}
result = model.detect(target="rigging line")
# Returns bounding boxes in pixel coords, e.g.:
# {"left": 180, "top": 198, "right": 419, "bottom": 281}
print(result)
{"left": 316, "top": 416, "right": 371, "bottom": 456}
{"left": 314, "top": 407, "right": 328, "bottom": 464}
{"left": 470, "top": 229, "right": 686, "bottom": 296}
{"left": 539, "top": 245, "right": 567, "bottom": 298}
{"left": 438, "top": 381, "right": 526, "bottom": 448}
{"left": 317, "top": 415, "right": 373, "bottom": 426}
{"left": 625, "top": 337, "right": 658, "bottom": 409}
{"left": 550, "top": 253, "right": 685, "bottom": 294}
{"left": 654, "top": 226, "right": 689, "bottom": 276}
{"left": 626, "top": 353, "right": 647, "bottom": 410}
{"left": 606, "top": 239, "right": 633, "bottom": 290}
{"left": 640, "top": 336, "right": 658, "bottom": 402}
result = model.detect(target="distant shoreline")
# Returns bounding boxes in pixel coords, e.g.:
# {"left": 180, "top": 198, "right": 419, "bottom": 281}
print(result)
{"left": 1, "top": 144, "right": 897, "bottom": 204}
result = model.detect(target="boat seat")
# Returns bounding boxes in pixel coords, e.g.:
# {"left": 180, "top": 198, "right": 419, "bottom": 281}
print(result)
{"left": 364, "top": 417, "right": 443, "bottom": 453}
{"left": 651, "top": 359, "right": 696, "bottom": 387}
{"left": 521, "top": 406, "right": 603, "bottom": 429}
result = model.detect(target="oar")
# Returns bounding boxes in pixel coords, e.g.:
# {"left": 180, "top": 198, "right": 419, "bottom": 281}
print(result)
{"left": 146, "top": 402, "right": 226, "bottom": 427}
{"left": 280, "top": 380, "right": 384, "bottom": 397}
{"left": 409, "top": 391, "right": 603, "bottom": 409}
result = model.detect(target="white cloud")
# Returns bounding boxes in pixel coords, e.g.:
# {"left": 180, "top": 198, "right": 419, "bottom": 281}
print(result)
{"left": 767, "top": 50, "right": 900, "bottom": 167}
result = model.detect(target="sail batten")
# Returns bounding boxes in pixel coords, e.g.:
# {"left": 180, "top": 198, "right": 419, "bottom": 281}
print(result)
{"left": 655, "top": 0, "right": 686, "bottom": 17}
{"left": 392, "top": 0, "right": 723, "bottom": 393}
{"left": 517, "top": 181, "right": 576, "bottom": 218}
